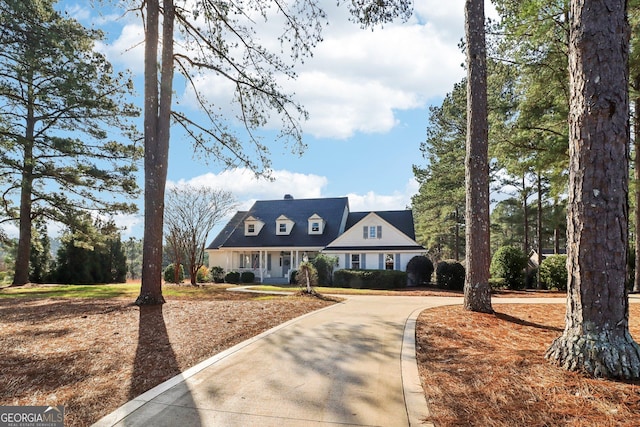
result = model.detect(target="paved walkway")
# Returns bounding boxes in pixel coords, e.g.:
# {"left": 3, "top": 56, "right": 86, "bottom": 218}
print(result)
{"left": 93, "top": 295, "right": 637, "bottom": 427}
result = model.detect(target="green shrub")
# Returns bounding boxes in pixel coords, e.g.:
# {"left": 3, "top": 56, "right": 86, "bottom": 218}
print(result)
{"left": 311, "top": 254, "right": 338, "bottom": 286}
{"left": 289, "top": 269, "right": 298, "bottom": 284}
{"left": 539, "top": 254, "right": 568, "bottom": 290}
{"left": 406, "top": 255, "right": 434, "bottom": 286}
{"left": 489, "top": 277, "right": 506, "bottom": 290}
{"left": 333, "top": 269, "right": 407, "bottom": 289}
{"left": 490, "top": 246, "right": 527, "bottom": 290}
{"left": 196, "top": 265, "right": 209, "bottom": 283}
{"left": 240, "top": 271, "right": 255, "bottom": 283}
{"left": 209, "top": 266, "right": 225, "bottom": 283}
{"left": 224, "top": 271, "right": 240, "bottom": 284}
{"left": 164, "top": 263, "right": 184, "bottom": 284}
{"left": 436, "top": 260, "right": 465, "bottom": 290}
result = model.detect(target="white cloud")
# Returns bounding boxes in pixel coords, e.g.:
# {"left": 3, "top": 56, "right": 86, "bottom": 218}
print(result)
{"left": 168, "top": 168, "right": 328, "bottom": 204}
{"left": 347, "top": 178, "right": 418, "bottom": 212}
{"left": 111, "top": 213, "right": 144, "bottom": 237}
{"left": 98, "top": 1, "right": 469, "bottom": 140}
{"left": 169, "top": 168, "right": 417, "bottom": 212}
{"left": 95, "top": 22, "right": 145, "bottom": 73}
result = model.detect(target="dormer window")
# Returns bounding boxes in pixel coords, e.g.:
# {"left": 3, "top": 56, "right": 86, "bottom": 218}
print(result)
{"left": 276, "top": 215, "right": 294, "bottom": 235}
{"left": 308, "top": 213, "right": 325, "bottom": 235}
{"left": 244, "top": 215, "right": 264, "bottom": 236}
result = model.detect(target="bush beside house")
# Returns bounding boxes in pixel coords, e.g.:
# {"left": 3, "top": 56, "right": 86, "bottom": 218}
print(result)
{"left": 333, "top": 269, "right": 407, "bottom": 289}
{"left": 435, "top": 260, "right": 465, "bottom": 291}
{"left": 406, "top": 255, "right": 434, "bottom": 286}
{"left": 539, "top": 254, "right": 568, "bottom": 290}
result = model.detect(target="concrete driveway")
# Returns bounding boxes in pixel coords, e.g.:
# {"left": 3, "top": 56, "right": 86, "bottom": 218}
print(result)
{"left": 93, "top": 295, "right": 571, "bottom": 427}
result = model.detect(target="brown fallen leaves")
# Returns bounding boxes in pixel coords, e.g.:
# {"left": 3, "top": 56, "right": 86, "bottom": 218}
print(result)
{"left": 416, "top": 303, "right": 640, "bottom": 427}
{"left": 0, "top": 290, "right": 334, "bottom": 427}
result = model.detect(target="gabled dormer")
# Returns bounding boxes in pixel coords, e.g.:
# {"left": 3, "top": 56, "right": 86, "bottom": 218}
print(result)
{"left": 308, "top": 213, "right": 325, "bottom": 235}
{"left": 244, "top": 215, "right": 264, "bottom": 236}
{"left": 276, "top": 215, "right": 294, "bottom": 235}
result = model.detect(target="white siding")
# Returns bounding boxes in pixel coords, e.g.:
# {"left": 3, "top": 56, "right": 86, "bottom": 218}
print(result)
{"left": 327, "top": 213, "right": 419, "bottom": 248}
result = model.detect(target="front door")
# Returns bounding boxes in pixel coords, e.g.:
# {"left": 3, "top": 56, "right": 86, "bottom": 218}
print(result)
{"left": 282, "top": 254, "right": 291, "bottom": 279}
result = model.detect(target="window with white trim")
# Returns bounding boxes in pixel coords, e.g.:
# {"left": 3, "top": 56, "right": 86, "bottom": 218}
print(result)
{"left": 351, "top": 254, "right": 360, "bottom": 269}
{"left": 385, "top": 254, "right": 394, "bottom": 270}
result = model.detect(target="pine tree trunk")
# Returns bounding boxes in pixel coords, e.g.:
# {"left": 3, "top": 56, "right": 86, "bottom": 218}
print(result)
{"left": 537, "top": 171, "right": 543, "bottom": 289}
{"left": 634, "top": 87, "right": 640, "bottom": 293}
{"left": 463, "top": 0, "right": 493, "bottom": 313}
{"left": 13, "top": 75, "right": 36, "bottom": 286}
{"left": 13, "top": 157, "right": 33, "bottom": 286}
{"left": 136, "top": 0, "right": 175, "bottom": 305}
{"left": 523, "top": 173, "right": 529, "bottom": 254}
{"left": 546, "top": 0, "right": 640, "bottom": 379}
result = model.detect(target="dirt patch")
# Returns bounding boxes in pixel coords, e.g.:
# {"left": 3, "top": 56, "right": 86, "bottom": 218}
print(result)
{"left": 416, "top": 303, "right": 640, "bottom": 426}
{"left": 0, "top": 291, "right": 335, "bottom": 426}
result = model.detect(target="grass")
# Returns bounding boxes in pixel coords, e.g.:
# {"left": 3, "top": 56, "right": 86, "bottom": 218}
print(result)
{"left": 0, "top": 283, "right": 140, "bottom": 299}
{"left": 0, "top": 282, "right": 245, "bottom": 300}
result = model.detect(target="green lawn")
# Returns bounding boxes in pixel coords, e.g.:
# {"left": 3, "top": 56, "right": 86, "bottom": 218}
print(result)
{"left": 0, "top": 283, "right": 140, "bottom": 299}
{"left": 0, "top": 283, "right": 239, "bottom": 299}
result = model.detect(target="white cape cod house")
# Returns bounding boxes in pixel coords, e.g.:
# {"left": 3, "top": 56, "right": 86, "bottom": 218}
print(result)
{"left": 206, "top": 195, "right": 426, "bottom": 284}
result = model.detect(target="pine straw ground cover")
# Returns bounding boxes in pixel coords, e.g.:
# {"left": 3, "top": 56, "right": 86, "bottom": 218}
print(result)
{"left": 416, "top": 303, "right": 640, "bottom": 427}
{"left": 0, "top": 285, "right": 335, "bottom": 426}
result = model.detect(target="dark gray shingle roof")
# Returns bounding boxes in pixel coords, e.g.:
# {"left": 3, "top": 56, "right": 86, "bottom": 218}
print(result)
{"left": 207, "top": 197, "right": 349, "bottom": 249}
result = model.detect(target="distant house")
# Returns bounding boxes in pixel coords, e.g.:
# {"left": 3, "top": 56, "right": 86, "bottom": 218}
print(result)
{"left": 206, "top": 195, "right": 426, "bottom": 283}
{"left": 528, "top": 248, "right": 567, "bottom": 270}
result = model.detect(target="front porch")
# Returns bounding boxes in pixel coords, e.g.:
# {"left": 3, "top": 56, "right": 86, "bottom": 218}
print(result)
{"left": 208, "top": 249, "right": 320, "bottom": 283}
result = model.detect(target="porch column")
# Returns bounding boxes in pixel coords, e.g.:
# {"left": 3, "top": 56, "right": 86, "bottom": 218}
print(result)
{"left": 259, "top": 250, "right": 264, "bottom": 282}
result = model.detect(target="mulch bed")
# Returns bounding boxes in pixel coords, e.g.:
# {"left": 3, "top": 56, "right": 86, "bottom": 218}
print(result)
{"left": 0, "top": 293, "right": 335, "bottom": 426}
{"left": 416, "top": 303, "right": 640, "bottom": 426}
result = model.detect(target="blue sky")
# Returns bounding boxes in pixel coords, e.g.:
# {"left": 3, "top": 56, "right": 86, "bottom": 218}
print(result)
{"left": 53, "top": 0, "right": 496, "bottom": 239}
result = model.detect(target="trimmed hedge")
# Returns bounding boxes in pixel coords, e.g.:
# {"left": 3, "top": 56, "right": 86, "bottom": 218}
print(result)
{"left": 436, "top": 260, "right": 465, "bottom": 290}
{"left": 224, "top": 271, "right": 255, "bottom": 284}
{"left": 240, "top": 271, "right": 255, "bottom": 283}
{"left": 224, "top": 271, "right": 240, "bottom": 284}
{"left": 333, "top": 269, "right": 407, "bottom": 289}
{"left": 406, "top": 255, "right": 434, "bottom": 286}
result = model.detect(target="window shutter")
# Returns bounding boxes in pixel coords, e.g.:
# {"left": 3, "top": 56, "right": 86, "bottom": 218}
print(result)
{"left": 379, "top": 254, "right": 384, "bottom": 269}
{"left": 377, "top": 226, "right": 382, "bottom": 239}
{"left": 267, "top": 254, "right": 272, "bottom": 270}
{"left": 345, "top": 254, "right": 350, "bottom": 269}
{"left": 363, "top": 226, "right": 368, "bottom": 239}
{"left": 395, "top": 253, "right": 401, "bottom": 270}
{"left": 361, "top": 253, "right": 367, "bottom": 269}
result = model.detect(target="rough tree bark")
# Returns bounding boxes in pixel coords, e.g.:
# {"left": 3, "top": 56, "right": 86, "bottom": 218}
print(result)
{"left": 537, "top": 171, "right": 543, "bottom": 289}
{"left": 634, "top": 83, "right": 640, "bottom": 293}
{"left": 13, "top": 78, "right": 35, "bottom": 286}
{"left": 546, "top": 0, "right": 640, "bottom": 379}
{"left": 135, "top": 0, "right": 175, "bottom": 305}
{"left": 463, "top": 0, "right": 493, "bottom": 313}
